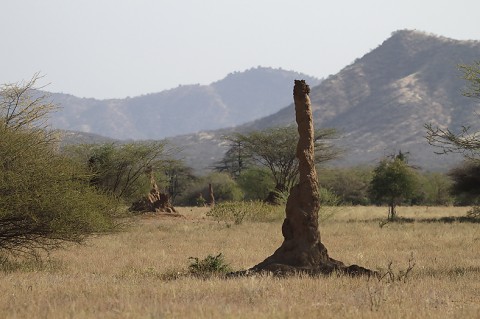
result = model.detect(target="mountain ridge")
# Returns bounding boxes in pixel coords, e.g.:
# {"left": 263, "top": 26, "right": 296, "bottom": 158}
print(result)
{"left": 55, "top": 30, "right": 480, "bottom": 173}
{"left": 167, "top": 30, "right": 480, "bottom": 173}
{"left": 48, "top": 67, "right": 321, "bottom": 140}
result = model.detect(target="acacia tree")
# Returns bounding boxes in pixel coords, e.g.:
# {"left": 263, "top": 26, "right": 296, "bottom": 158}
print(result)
{"left": 66, "top": 142, "right": 178, "bottom": 202}
{"left": 89, "top": 142, "right": 172, "bottom": 200}
{"left": 213, "top": 139, "right": 248, "bottom": 178}
{"left": 0, "top": 75, "right": 119, "bottom": 257}
{"left": 223, "top": 126, "right": 338, "bottom": 201}
{"left": 369, "top": 153, "right": 419, "bottom": 220}
{"left": 162, "top": 159, "right": 195, "bottom": 203}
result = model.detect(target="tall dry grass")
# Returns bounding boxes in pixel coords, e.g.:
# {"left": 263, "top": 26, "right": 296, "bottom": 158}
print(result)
{"left": 1, "top": 206, "right": 479, "bottom": 318}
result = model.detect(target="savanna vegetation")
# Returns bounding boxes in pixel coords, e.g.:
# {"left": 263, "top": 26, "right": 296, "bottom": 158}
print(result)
{"left": 0, "top": 206, "right": 478, "bottom": 318}
{"left": 0, "top": 75, "right": 121, "bottom": 257}
{"left": 1, "top": 61, "right": 479, "bottom": 317}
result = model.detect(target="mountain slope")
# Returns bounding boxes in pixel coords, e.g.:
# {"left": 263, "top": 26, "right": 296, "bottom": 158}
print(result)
{"left": 170, "top": 30, "right": 480, "bottom": 173}
{"left": 48, "top": 67, "right": 320, "bottom": 140}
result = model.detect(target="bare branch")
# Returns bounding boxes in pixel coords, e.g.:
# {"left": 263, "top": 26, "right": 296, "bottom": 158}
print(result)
{"left": 0, "top": 73, "right": 58, "bottom": 131}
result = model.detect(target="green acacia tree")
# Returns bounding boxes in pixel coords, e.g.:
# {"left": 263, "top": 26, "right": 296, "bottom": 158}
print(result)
{"left": 162, "top": 159, "right": 196, "bottom": 203}
{"left": 0, "top": 75, "right": 120, "bottom": 257}
{"left": 65, "top": 141, "right": 177, "bottom": 202}
{"left": 87, "top": 142, "right": 170, "bottom": 201}
{"left": 221, "top": 126, "right": 339, "bottom": 202}
{"left": 213, "top": 139, "right": 248, "bottom": 178}
{"left": 369, "top": 153, "right": 419, "bottom": 220}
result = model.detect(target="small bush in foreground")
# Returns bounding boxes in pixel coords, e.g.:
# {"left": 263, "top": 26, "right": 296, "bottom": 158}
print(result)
{"left": 188, "top": 253, "right": 232, "bottom": 278}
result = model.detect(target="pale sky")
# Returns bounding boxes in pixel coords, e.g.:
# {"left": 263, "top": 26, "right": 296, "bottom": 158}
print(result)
{"left": 1, "top": 0, "right": 479, "bottom": 99}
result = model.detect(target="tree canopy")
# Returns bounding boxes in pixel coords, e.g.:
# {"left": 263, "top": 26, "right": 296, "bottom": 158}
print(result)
{"left": 369, "top": 153, "right": 419, "bottom": 220}
{"left": 0, "top": 75, "right": 120, "bottom": 257}
{"left": 220, "top": 126, "right": 339, "bottom": 196}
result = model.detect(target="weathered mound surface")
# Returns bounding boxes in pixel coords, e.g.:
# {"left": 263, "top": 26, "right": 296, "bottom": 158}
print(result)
{"left": 129, "top": 167, "right": 180, "bottom": 215}
{"left": 129, "top": 188, "right": 177, "bottom": 214}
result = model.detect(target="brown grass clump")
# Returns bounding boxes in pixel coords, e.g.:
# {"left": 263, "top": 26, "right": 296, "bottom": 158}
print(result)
{"left": 0, "top": 206, "right": 479, "bottom": 318}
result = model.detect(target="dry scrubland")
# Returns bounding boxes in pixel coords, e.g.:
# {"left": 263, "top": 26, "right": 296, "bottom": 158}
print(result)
{"left": 1, "top": 206, "right": 479, "bottom": 318}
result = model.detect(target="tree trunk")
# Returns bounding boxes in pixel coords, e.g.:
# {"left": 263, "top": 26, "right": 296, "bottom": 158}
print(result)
{"left": 388, "top": 200, "right": 397, "bottom": 220}
{"left": 245, "top": 80, "right": 375, "bottom": 277}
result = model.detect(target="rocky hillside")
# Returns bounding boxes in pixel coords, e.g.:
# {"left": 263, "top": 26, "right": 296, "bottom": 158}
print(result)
{"left": 170, "top": 30, "right": 480, "bottom": 173}
{"left": 48, "top": 67, "right": 320, "bottom": 140}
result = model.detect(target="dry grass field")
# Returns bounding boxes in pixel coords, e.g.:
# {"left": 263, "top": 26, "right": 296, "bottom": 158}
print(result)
{"left": 1, "top": 206, "right": 479, "bottom": 318}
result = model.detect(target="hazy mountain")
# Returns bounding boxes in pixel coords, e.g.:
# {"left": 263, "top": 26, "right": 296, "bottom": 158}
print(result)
{"left": 169, "top": 30, "right": 480, "bottom": 173}
{"left": 48, "top": 67, "right": 321, "bottom": 140}
{"left": 56, "top": 130, "right": 118, "bottom": 146}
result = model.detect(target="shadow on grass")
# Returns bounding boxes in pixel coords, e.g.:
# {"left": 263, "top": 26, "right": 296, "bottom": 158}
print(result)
{"left": 418, "top": 266, "right": 480, "bottom": 278}
{"left": 346, "top": 216, "right": 480, "bottom": 224}
{"left": 392, "top": 216, "right": 480, "bottom": 224}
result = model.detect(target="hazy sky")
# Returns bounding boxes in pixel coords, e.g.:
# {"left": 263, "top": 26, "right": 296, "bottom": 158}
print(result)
{"left": 1, "top": 0, "right": 479, "bottom": 99}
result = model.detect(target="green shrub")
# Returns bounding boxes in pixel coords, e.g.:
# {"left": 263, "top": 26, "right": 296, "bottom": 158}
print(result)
{"left": 318, "top": 187, "right": 341, "bottom": 222}
{"left": 207, "top": 188, "right": 339, "bottom": 225}
{"left": 318, "top": 166, "right": 373, "bottom": 205}
{"left": 207, "top": 201, "right": 284, "bottom": 224}
{"left": 236, "top": 167, "right": 275, "bottom": 200}
{"left": 0, "top": 126, "right": 121, "bottom": 257}
{"left": 188, "top": 253, "right": 232, "bottom": 277}
{"left": 177, "top": 172, "right": 243, "bottom": 205}
{"left": 0, "top": 76, "right": 122, "bottom": 257}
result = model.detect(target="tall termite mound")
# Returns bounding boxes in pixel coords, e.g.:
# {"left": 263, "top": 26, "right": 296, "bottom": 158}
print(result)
{"left": 249, "top": 80, "right": 375, "bottom": 276}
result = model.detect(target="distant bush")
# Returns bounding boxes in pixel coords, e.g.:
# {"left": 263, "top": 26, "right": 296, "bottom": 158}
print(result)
{"left": 177, "top": 172, "right": 243, "bottom": 206}
{"left": 236, "top": 167, "right": 275, "bottom": 201}
{"left": 206, "top": 190, "right": 339, "bottom": 224}
{"left": 207, "top": 201, "right": 284, "bottom": 224}
{"left": 414, "top": 172, "right": 453, "bottom": 206}
{"left": 318, "top": 167, "right": 373, "bottom": 205}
